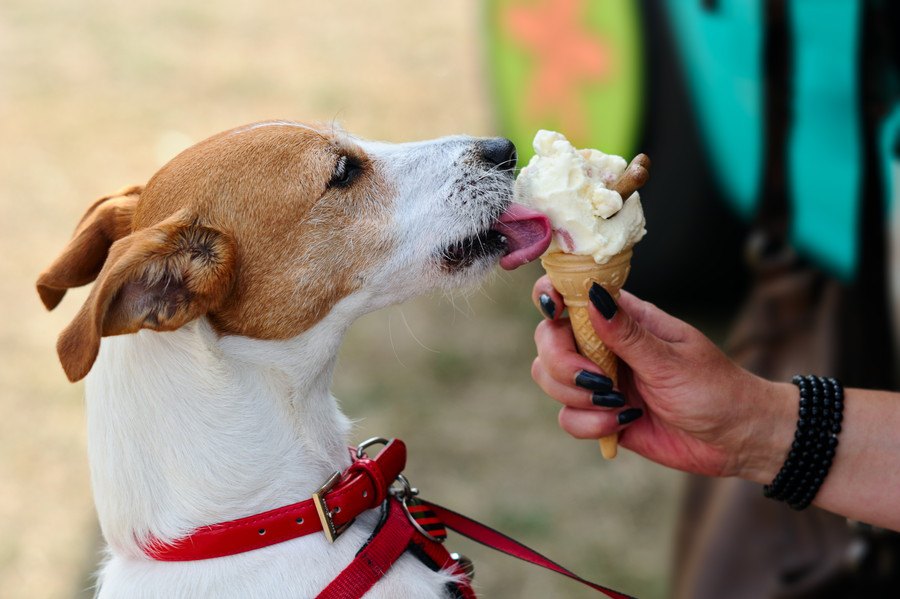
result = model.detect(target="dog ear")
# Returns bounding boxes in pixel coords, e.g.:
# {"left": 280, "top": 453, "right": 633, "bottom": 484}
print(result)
{"left": 54, "top": 213, "right": 236, "bottom": 382}
{"left": 37, "top": 186, "right": 143, "bottom": 311}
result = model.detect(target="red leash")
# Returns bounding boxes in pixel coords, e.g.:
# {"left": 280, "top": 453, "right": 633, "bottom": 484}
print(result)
{"left": 424, "top": 501, "right": 635, "bottom": 599}
{"left": 143, "top": 438, "right": 635, "bottom": 599}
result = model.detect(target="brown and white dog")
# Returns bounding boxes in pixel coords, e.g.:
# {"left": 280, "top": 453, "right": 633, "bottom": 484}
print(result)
{"left": 37, "top": 121, "right": 551, "bottom": 598}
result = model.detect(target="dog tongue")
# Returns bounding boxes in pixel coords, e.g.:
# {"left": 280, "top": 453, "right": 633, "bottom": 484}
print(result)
{"left": 493, "top": 203, "right": 552, "bottom": 270}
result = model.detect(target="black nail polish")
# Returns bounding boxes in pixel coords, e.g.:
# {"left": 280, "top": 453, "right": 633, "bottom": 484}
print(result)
{"left": 539, "top": 293, "right": 556, "bottom": 319}
{"left": 592, "top": 391, "right": 626, "bottom": 408}
{"left": 617, "top": 408, "right": 643, "bottom": 426}
{"left": 575, "top": 370, "right": 612, "bottom": 391}
{"left": 589, "top": 283, "right": 617, "bottom": 320}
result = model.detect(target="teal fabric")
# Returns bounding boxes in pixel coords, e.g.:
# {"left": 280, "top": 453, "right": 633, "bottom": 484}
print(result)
{"left": 788, "top": 0, "right": 861, "bottom": 279}
{"left": 664, "top": 0, "right": 764, "bottom": 217}
{"left": 879, "top": 103, "right": 900, "bottom": 215}
{"left": 665, "top": 0, "right": 866, "bottom": 280}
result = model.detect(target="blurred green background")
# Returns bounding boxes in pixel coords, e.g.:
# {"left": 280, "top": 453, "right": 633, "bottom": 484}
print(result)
{"left": 0, "top": 1, "right": 685, "bottom": 597}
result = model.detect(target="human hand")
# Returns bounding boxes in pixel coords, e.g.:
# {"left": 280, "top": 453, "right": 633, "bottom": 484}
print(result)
{"left": 531, "top": 277, "right": 794, "bottom": 481}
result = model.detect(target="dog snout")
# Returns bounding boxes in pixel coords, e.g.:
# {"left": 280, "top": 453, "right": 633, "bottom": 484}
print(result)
{"left": 477, "top": 138, "right": 517, "bottom": 172}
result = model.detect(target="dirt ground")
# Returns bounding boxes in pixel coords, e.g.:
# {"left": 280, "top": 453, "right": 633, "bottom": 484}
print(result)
{"left": 0, "top": 1, "right": 681, "bottom": 597}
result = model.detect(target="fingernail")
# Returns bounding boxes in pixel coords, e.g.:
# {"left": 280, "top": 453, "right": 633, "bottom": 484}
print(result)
{"left": 617, "top": 407, "right": 643, "bottom": 426}
{"left": 589, "top": 283, "right": 617, "bottom": 320}
{"left": 575, "top": 370, "right": 612, "bottom": 391}
{"left": 592, "top": 390, "right": 626, "bottom": 408}
{"left": 539, "top": 293, "right": 556, "bottom": 319}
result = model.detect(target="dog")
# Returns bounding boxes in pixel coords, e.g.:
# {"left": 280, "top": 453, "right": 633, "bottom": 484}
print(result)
{"left": 37, "top": 121, "right": 551, "bottom": 598}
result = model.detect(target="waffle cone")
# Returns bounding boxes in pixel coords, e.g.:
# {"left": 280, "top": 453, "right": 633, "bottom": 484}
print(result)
{"left": 540, "top": 250, "right": 633, "bottom": 459}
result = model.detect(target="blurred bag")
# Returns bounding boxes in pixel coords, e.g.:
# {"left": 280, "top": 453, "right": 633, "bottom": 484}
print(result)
{"left": 670, "top": 1, "right": 900, "bottom": 597}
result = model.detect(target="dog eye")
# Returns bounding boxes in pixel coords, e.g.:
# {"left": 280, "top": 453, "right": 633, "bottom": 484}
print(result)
{"left": 329, "top": 155, "right": 361, "bottom": 188}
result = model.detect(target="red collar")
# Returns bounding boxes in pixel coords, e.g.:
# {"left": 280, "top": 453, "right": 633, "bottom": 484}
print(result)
{"left": 145, "top": 438, "right": 407, "bottom": 561}
{"left": 143, "top": 437, "right": 633, "bottom": 599}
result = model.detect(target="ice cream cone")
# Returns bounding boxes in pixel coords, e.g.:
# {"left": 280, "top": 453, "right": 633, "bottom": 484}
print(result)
{"left": 540, "top": 249, "right": 633, "bottom": 459}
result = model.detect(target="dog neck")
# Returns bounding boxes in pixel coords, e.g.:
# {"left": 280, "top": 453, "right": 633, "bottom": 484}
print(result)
{"left": 84, "top": 296, "right": 369, "bottom": 558}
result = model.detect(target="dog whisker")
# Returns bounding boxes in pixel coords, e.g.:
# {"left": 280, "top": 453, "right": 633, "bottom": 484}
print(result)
{"left": 398, "top": 307, "right": 440, "bottom": 354}
{"left": 386, "top": 310, "right": 409, "bottom": 369}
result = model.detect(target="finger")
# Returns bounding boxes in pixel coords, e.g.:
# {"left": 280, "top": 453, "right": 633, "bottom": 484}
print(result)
{"left": 532, "top": 357, "right": 593, "bottom": 407}
{"left": 534, "top": 318, "right": 611, "bottom": 385}
{"left": 618, "top": 290, "right": 691, "bottom": 343}
{"left": 532, "top": 275, "right": 564, "bottom": 320}
{"left": 558, "top": 406, "right": 644, "bottom": 439}
{"left": 532, "top": 357, "right": 626, "bottom": 409}
{"left": 585, "top": 284, "right": 671, "bottom": 368}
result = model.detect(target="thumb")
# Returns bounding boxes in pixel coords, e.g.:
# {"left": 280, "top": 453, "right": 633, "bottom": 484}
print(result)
{"left": 587, "top": 283, "right": 668, "bottom": 368}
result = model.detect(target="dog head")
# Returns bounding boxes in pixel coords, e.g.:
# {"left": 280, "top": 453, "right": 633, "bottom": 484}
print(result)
{"left": 37, "top": 121, "right": 551, "bottom": 381}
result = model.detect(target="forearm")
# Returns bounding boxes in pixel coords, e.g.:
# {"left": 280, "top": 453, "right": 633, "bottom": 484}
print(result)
{"left": 741, "top": 381, "right": 900, "bottom": 531}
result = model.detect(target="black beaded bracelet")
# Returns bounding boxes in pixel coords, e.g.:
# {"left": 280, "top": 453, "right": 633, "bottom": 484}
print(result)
{"left": 763, "top": 375, "right": 844, "bottom": 510}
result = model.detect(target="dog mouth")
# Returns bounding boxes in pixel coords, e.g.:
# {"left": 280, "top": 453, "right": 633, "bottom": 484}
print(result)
{"left": 441, "top": 203, "right": 552, "bottom": 271}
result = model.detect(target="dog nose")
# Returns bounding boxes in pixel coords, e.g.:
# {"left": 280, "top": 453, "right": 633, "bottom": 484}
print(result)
{"left": 478, "top": 138, "right": 517, "bottom": 171}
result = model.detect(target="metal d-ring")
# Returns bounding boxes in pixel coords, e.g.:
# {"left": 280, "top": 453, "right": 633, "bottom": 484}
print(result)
{"left": 355, "top": 437, "right": 390, "bottom": 460}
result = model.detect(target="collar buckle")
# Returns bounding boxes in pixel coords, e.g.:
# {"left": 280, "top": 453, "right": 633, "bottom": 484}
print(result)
{"left": 313, "top": 471, "right": 354, "bottom": 543}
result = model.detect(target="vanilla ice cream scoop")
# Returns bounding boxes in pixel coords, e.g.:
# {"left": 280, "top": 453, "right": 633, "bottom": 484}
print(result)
{"left": 515, "top": 130, "right": 647, "bottom": 263}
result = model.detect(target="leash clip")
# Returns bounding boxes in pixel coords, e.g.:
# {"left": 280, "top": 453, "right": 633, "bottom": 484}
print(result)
{"left": 390, "top": 473, "right": 418, "bottom": 501}
{"left": 392, "top": 474, "right": 447, "bottom": 543}
{"left": 313, "top": 471, "right": 353, "bottom": 543}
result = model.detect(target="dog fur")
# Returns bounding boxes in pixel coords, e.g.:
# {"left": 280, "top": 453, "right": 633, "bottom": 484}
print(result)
{"left": 38, "top": 121, "right": 521, "bottom": 598}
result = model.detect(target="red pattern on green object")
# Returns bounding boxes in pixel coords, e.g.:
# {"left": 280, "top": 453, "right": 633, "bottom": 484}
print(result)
{"left": 486, "top": 0, "right": 643, "bottom": 162}
{"left": 504, "top": 0, "right": 611, "bottom": 139}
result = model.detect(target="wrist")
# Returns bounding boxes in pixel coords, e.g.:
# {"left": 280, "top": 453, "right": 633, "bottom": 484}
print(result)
{"left": 734, "top": 376, "right": 797, "bottom": 484}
